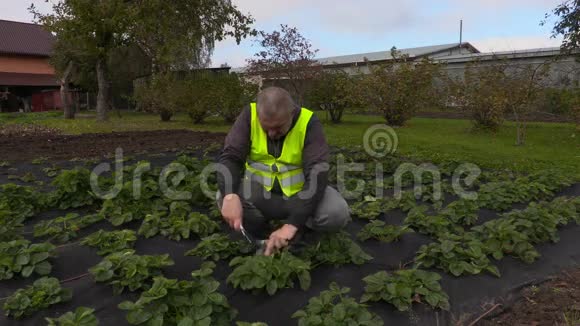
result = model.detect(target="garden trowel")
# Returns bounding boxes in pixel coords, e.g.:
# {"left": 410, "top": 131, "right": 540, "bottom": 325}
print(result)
{"left": 240, "top": 224, "right": 267, "bottom": 255}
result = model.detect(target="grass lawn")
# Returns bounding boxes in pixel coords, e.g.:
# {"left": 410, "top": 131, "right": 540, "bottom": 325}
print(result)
{"left": 1, "top": 110, "right": 578, "bottom": 176}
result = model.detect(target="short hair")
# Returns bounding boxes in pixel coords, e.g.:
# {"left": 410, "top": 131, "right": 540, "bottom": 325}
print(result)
{"left": 256, "top": 87, "right": 296, "bottom": 119}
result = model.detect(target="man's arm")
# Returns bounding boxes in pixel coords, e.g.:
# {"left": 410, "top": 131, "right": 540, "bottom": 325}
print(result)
{"left": 285, "top": 115, "right": 330, "bottom": 227}
{"left": 217, "top": 105, "right": 251, "bottom": 196}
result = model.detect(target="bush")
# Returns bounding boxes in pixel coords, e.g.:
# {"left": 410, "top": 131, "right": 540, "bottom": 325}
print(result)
{"left": 356, "top": 48, "right": 440, "bottom": 126}
{"left": 307, "top": 69, "right": 357, "bottom": 123}
{"left": 176, "top": 75, "right": 218, "bottom": 124}
{"left": 448, "top": 59, "right": 549, "bottom": 138}
{"left": 213, "top": 73, "right": 259, "bottom": 123}
{"left": 534, "top": 88, "right": 580, "bottom": 115}
{"left": 447, "top": 62, "right": 509, "bottom": 131}
{"left": 133, "top": 73, "right": 181, "bottom": 122}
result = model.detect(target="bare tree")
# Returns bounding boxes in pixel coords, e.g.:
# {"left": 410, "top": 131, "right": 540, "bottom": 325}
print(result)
{"left": 246, "top": 24, "right": 321, "bottom": 105}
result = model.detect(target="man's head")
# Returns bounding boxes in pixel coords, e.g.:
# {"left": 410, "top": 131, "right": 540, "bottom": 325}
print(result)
{"left": 256, "top": 87, "right": 296, "bottom": 140}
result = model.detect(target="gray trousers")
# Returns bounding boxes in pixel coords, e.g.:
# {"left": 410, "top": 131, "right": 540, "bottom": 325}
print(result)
{"left": 217, "top": 180, "right": 351, "bottom": 238}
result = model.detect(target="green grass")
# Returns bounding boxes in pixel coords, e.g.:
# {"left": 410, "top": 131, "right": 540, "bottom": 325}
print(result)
{"left": 2, "top": 111, "right": 578, "bottom": 176}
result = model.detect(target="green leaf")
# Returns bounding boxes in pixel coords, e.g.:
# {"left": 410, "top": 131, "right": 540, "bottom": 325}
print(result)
{"left": 177, "top": 317, "right": 193, "bottom": 326}
{"left": 21, "top": 265, "right": 34, "bottom": 277}
{"left": 34, "top": 261, "right": 52, "bottom": 275}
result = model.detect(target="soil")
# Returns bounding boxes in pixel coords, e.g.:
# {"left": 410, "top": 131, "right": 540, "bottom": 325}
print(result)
{"left": 481, "top": 269, "right": 580, "bottom": 326}
{"left": 0, "top": 129, "right": 226, "bottom": 162}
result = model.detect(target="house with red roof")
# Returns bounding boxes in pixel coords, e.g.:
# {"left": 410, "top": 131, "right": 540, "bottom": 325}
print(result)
{"left": 0, "top": 19, "right": 61, "bottom": 113}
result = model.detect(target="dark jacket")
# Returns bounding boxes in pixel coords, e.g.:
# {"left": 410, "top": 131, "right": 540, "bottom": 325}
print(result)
{"left": 217, "top": 104, "right": 329, "bottom": 227}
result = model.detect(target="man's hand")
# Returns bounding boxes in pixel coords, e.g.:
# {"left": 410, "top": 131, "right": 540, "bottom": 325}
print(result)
{"left": 264, "top": 224, "right": 298, "bottom": 256}
{"left": 221, "top": 193, "right": 242, "bottom": 231}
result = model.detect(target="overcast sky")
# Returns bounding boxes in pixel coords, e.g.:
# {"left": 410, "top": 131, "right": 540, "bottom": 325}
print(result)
{"left": 0, "top": 0, "right": 565, "bottom": 67}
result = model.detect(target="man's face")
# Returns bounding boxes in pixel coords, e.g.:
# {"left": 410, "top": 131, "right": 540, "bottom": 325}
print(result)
{"left": 259, "top": 110, "right": 292, "bottom": 140}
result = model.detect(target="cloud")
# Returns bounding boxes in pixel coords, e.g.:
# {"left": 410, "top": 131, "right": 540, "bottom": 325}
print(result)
{"left": 210, "top": 38, "right": 252, "bottom": 68}
{"left": 0, "top": 0, "right": 54, "bottom": 23}
{"left": 471, "top": 35, "right": 563, "bottom": 52}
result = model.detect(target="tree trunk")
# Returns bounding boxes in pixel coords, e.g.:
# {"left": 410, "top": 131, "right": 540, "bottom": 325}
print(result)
{"left": 96, "top": 57, "right": 110, "bottom": 121}
{"left": 73, "top": 91, "right": 80, "bottom": 115}
{"left": 62, "top": 61, "right": 74, "bottom": 119}
{"left": 160, "top": 110, "right": 172, "bottom": 121}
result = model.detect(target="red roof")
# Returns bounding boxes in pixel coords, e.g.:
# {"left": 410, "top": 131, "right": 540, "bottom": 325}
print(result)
{"left": 0, "top": 72, "right": 58, "bottom": 86}
{"left": 0, "top": 20, "right": 54, "bottom": 57}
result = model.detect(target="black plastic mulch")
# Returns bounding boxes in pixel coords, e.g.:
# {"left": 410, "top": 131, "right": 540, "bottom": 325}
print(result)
{"left": 1, "top": 155, "right": 579, "bottom": 326}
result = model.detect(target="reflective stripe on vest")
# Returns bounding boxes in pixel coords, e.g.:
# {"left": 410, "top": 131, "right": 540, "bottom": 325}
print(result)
{"left": 245, "top": 103, "right": 313, "bottom": 197}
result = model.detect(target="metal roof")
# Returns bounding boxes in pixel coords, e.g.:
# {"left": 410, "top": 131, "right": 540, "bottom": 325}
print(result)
{"left": 316, "top": 42, "right": 480, "bottom": 65}
{"left": 435, "top": 47, "right": 572, "bottom": 63}
{"left": 0, "top": 20, "right": 54, "bottom": 57}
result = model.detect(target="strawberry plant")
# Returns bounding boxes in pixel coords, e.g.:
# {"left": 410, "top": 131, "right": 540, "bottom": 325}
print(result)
{"left": 415, "top": 233, "right": 500, "bottom": 277}
{"left": 548, "top": 196, "right": 580, "bottom": 225}
{"left": 498, "top": 197, "right": 578, "bottom": 244}
{"left": 118, "top": 262, "right": 236, "bottom": 326}
{"left": 0, "top": 240, "right": 54, "bottom": 280}
{"left": 19, "top": 172, "right": 36, "bottom": 183}
{"left": 185, "top": 233, "right": 253, "bottom": 261}
{"left": 89, "top": 249, "right": 174, "bottom": 294}
{"left": 173, "top": 169, "right": 218, "bottom": 208}
{"left": 33, "top": 213, "right": 103, "bottom": 244}
{"left": 47, "top": 168, "right": 100, "bottom": 209}
{"left": 82, "top": 229, "right": 137, "bottom": 256}
{"left": 404, "top": 206, "right": 464, "bottom": 237}
{"left": 45, "top": 306, "right": 98, "bottom": 326}
{"left": 300, "top": 231, "right": 372, "bottom": 267}
{"left": 472, "top": 218, "right": 540, "bottom": 263}
{"left": 357, "top": 220, "right": 414, "bottom": 242}
{"left": 477, "top": 170, "right": 574, "bottom": 211}
{"left": 42, "top": 166, "right": 60, "bottom": 178}
{"left": 0, "top": 210, "right": 24, "bottom": 242}
{"left": 292, "top": 282, "right": 383, "bottom": 326}
{"left": 525, "top": 169, "right": 575, "bottom": 193}
{"left": 3, "top": 277, "right": 72, "bottom": 319}
{"left": 389, "top": 191, "right": 421, "bottom": 212}
{"left": 139, "top": 202, "right": 219, "bottom": 240}
{"left": 101, "top": 179, "right": 168, "bottom": 226}
{"left": 209, "top": 206, "right": 222, "bottom": 220}
{"left": 351, "top": 199, "right": 384, "bottom": 220}
{"left": 439, "top": 199, "right": 480, "bottom": 226}
{"left": 361, "top": 269, "right": 449, "bottom": 311}
{"left": 0, "top": 183, "right": 44, "bottom": 223}
{"left": 227, "top": 251, "right": 311, "bottom": 295}
{"left": 31, "top": 157, "right": 48, "bottom": 165}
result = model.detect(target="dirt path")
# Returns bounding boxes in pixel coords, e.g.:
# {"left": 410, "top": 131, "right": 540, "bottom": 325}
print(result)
{"left": 0, "top": 129, "right": 225, "bottom": 162}
{"left": 482, "top": 268, "right": 580, "bottom": 325}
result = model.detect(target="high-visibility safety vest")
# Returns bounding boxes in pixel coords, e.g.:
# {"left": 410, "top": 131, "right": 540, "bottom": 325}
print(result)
{"left": 245, "top": 102, "right": 313, "bottom": 197}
